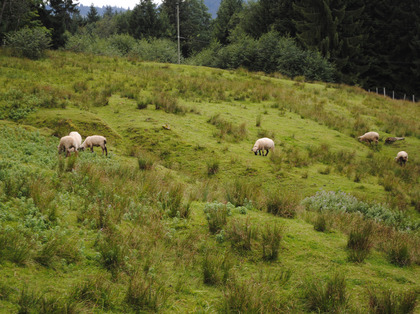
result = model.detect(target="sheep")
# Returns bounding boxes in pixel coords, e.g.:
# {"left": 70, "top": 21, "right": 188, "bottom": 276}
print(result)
{"left": 385, "top": 137, "right": 405, "bottom": 145}
{"left": 358, "top": 131, "right": 379, "bottom": 144}
{"left": 395, "top": 151, "right": 408, "bottom": 166}
{"left": 80, "top": 135, "right": 108, "bottom": 156}
{"left": 252, "top": 137, "right": 275, "bottom": 156}
{"left": 69, "top": 131, "right": 82, "bottom": 150}
{"left": 57, "top": 135, "right": 78, "bottom": 157}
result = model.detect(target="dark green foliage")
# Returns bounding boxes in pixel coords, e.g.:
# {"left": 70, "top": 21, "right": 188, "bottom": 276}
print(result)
{"left": 347, "top": 222, "right": 373, "bottom": 263}
{"left": 313, "top": 213, "right": 328, "bottom": 232}
{"left": 386, "top": 240, "right": 412, "bottom": 267}
{"left": 212, "top": 0, "right": 243, "bottom": 45}
{"left": 6, "top": 27, "right": 52, "bottom": 59}
{"left": 138, "top": 155, "right": 154, "bottom": 170}
{"left": 368, "top": 288, "right": 418, "bottom": 314}
{"left": 305, "top": 273, "right": 348, "bottom": 313}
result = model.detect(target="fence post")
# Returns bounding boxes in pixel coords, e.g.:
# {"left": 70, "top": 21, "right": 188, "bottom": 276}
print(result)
{"left": 392, "top": 91, "right": 394, "bottom": 99}
{"left": 383, "top": 87, "right": 386, "bottom": 97}
{"left": 413, "top": 95, "right": 415, "bottom": 103}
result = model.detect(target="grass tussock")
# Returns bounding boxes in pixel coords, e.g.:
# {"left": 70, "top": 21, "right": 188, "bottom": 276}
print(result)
{"left": 207, "top": 113, "right": 247, "bottom": 141}
{"left": 202, "top": 249, "right": 233, "bottom": 286}
{"left": 204, "top": 201, "right": 231, "bottom": 234}
{"left": 261, "top": 223, "right": 283, "bottom": 261}
{"left": 347, "top": 222, "right": 373, "bottom": 263}
{"left": 368, "top": 288, "right": 418, "bottom": 314}
{"left": 304, "top": 273, "right": 348, "bottom": 313}
{"left": 265, "top": 188, "right": 300, "bottom": 218}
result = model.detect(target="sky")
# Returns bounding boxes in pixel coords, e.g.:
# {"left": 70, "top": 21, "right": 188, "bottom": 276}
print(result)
{"left": 77, "top": 0, "right": 162, "bottom": 10}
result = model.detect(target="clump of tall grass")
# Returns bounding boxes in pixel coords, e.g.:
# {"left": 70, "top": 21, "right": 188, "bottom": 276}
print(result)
{"left": 304, "top": 273, "right": 348, "bottom": 313}
{"left": 221, "top": 276, "right": 284, "bottom": 312}
{"left": 261, "top": 223, "right": 282, "bottom": 261}
{"left": 202, "top": 249, "right": 233, "bottom": 286}
{"left": 70, "top": 275, "right": 114, "bottom": 310}
{"left": 385, "top": 237, "right": 413, "bottom": 267}
{"left": 207, "top": 114, "right": 247, "bottom": 141}
{"left": 95, "top": 227, "right": 127, "bottom": 276}
{"left": 225, "top": 178, "right": 258, "bottom": 207}
{"left": 153, "top": 92, "right": 185, "bottom": 114}
{"left": 313, "top": 213, "right": 328, "bottom": 232}
{"left": 368, "top": 288, "right": 418, "bottom": 314}
{"left": 125, "top": 271, "right": 167, "bottom": 312}
{"left": 138, "top": 154, "right": 154, "bottom": 170}
{"left": 206, "top": 159, "right": 220, "bottom": 176}
{"left": 347, "top": 222, "right": 373, "bottom": 262}
{"left": 203, "top": 201, "right": 231, "bottom": 234}
{"left": 226, "top": 218, "right": 257, "bottom": 252}
{"left": 265, "top": 188, "right": 299, "bottom": 218}
{"left": 158, "top": 184, "right": 190, "bottom": 219}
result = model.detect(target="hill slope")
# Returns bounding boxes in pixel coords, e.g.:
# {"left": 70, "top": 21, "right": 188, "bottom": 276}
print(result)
{"left": 0, "top": 50, "right": 419, "bottom": 312}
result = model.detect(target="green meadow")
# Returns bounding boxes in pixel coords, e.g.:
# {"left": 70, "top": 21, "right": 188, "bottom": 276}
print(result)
{"left": 0, "top": 50, "right": 419, "bottom": 313}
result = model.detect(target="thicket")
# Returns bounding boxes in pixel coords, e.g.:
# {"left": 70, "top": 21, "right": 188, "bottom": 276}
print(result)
{"left": 6, "top": 27, "right": 52, "bottom": 60}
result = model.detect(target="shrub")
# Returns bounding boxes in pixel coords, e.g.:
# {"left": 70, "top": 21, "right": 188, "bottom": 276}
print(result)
{"left": 305, "top": 273, "right": 348, "bottom": 313}
{"left": 6, "top": 27, "right": 52, "bottom": 59}
{"left": 202, "top": 249, "right": 233, "bottom": 286}
{"left": 368, "top": 288, "right": 417, "bottom": 314}
{"left": 266, "top": 189, "right": 299, "bottom": 218}
{"left": 261, "top": 223, "right": 282, "bottom": 261}
{"left": 347, "top": 222, "right": 373, "bottom": 263}
{"left": 130, "top": 38, "right": 179, "bottom": 63}
{"left": 203, "top": 201, "right": 231, "bottom": 234}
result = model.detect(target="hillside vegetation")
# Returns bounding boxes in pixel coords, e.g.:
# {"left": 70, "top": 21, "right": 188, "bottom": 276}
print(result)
{"left": 0, "top": 50, "right": 419, "bottom": 313}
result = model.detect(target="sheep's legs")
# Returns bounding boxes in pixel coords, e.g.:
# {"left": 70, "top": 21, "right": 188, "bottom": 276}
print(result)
{"left": 265, "top": 149, "right": 269, "bottom": 156}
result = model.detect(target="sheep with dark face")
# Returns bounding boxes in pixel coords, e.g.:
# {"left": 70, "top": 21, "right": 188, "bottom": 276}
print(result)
{"left": 252, "top": 138, "right": 275, "bottom": 156}
{"left": 395, "top": 151, "right": 408, "bottom": 166}
{"left": 80, "top": 135, "right": 107, "bottom": 156}
{"left": 58, "top": 136, "right": 78, "bottom": 157}
{"left": 358, "top": 131, "right": 379, "bottom": 144}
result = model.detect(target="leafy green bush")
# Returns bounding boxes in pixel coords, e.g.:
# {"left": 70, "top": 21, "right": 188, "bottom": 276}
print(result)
{"left": 302, "top": 190, "right": 419, "bottom": 231}
{"left": 130, "top": 38, "right": 179, "bottom": 63}
{"left": 6, "top": 27, "right": 51, "bottom": 59}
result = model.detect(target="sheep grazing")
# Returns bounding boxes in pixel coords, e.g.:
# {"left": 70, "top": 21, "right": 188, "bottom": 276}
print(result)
{"left": 68, "top": 131, "right": 82, "bottom": 152}
{"left": 57, "top": 136, "right": 78, "bottom": 157}
{"left": 385, "top": 137, "right": 405, "bottom": 145}
{"left": 80, "top": 135, "right": 108, "bottom": 156}
{"left": 252, "top": 137, "right": 275, "bottom": 156}
{"left": 395, "top": 151, "right": 408, "bottom": 166}
{"left": 358, "top": 131, "right": 379, "bottom": 144}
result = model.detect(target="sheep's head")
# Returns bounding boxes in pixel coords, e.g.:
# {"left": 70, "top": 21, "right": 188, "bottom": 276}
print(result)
{"left": 252, "top": 145, "right": 259, "bottom": 154}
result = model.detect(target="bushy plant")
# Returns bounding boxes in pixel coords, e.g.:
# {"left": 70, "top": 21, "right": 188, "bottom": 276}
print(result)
{"left": 138, "top": 155, "right": 154, "bottom": 170}
{"left": 153, "top": 92, "right": 185, "bottom": 114}
{"left": 313, "top": 213, "right": 328, "bottom": 232}
{"left": 386, "top": 239, "right": 412, "bottom": 267}
{"left": 6, "top": 27, "right": 51, "bottom": 59}
{"left": 130, "top": 38, "right": 179, "bottom": 63}
{"left": 302, "top": 190, "right": 419, "bottom": 231}
{"left": 305, "top": 273, "right": 348, "bottom": 313}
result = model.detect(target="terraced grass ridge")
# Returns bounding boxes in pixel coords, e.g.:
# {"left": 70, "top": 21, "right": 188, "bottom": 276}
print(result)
{"left": 0, "top": 49, "right": 419, "bottom": 313}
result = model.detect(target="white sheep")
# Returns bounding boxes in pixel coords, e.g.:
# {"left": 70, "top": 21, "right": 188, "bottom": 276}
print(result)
{"left": 69, "top": 131, "right": 82, "bottom": 150}
{"left": 252, "top": 137, "right": 275, "bottom": 156}
{"left": 80, "top": 135, "right": 108, "bottom": 156}
{"left": 395, "top": 151, "right": 408, "bottom": 166}
{"left": 57, "top": 135, "right": 78, "bottom": 157}
{"left": 358, "top": 131, "right": 379, "bottom": 144}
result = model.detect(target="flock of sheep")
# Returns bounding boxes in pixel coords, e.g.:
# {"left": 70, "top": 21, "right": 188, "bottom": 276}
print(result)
{"left": 252, "top": 131, "right": 409, "bottom": 166}
{"left": 58, "top": 130, "right": 408, "bottom": 167}
{"left": 58, "top": 132, "right": 107, "bottom": 157}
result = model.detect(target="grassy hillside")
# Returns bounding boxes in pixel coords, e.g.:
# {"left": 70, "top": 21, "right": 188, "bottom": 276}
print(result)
{"left": 0, "top": 49, "right": 419, "bottom": 313}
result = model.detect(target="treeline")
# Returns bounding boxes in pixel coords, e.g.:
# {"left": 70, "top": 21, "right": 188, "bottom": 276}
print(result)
{"left": 1, "top": 0, "right": 419, "bottom": 95}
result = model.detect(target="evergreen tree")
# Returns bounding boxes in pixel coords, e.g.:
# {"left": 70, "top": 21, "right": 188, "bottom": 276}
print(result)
{"left": 129, "top": 0, "right": 161, "bottom": 39}
{"left": 160, "top": 0, "right": 211, "bottom": 56}
{"left": 87, "top": 4, "right": 100, "bottom": 24}
{"left": 212, "top": 0, "right": 242, "bottom": 45}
